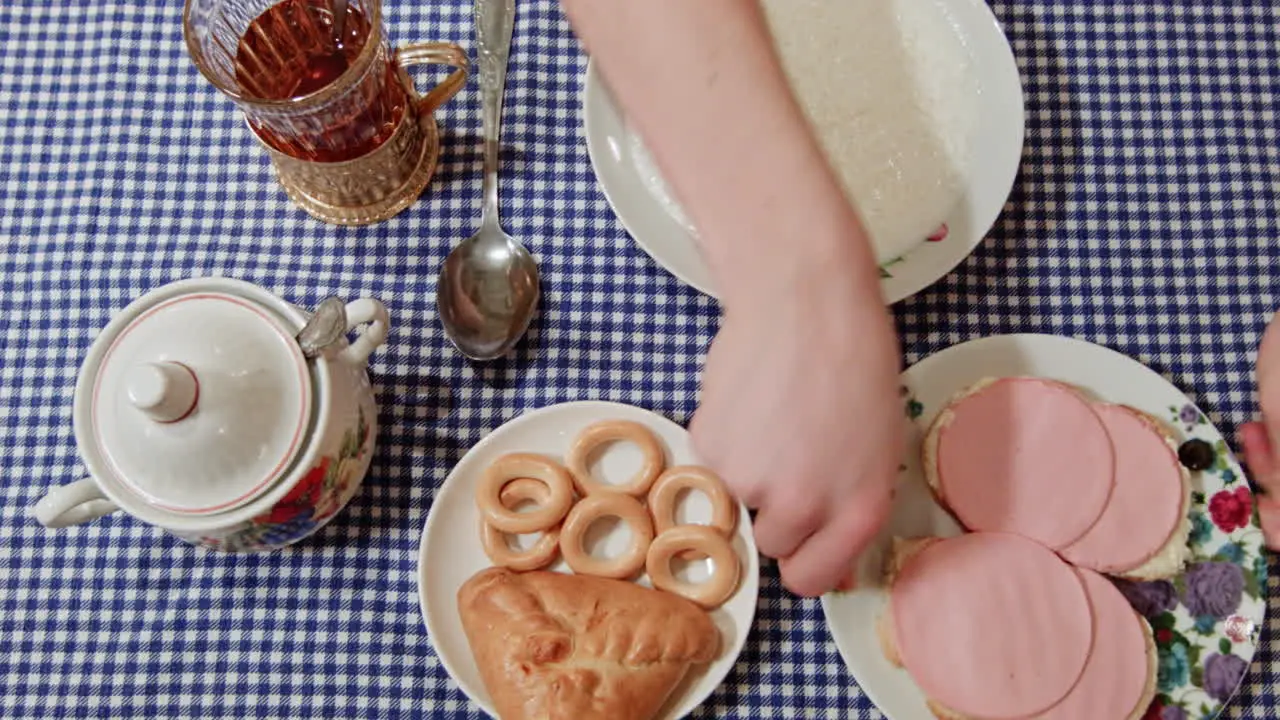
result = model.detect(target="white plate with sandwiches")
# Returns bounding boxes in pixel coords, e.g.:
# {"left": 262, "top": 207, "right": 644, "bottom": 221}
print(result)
{"left": 418, "top": 401, "right": 760, "bottom": 720}
{"left": 821, "top": 334, "right": 1267, "bottom": 720}
{"left": 581, "top": 0, "right": 1025, "bottom": 304}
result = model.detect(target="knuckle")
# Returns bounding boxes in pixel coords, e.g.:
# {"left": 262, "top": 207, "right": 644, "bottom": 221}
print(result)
{"left": 778, "top": 558, "right": 832, "bottom": 598}
{"left": 771, "top": 493, "right": 827, "bottom": 536}
{"left": 751, "top": 517, "right": 796, "bottom": 559}
{"left": 753, "top": 499, "right": 825, "bottom": 559}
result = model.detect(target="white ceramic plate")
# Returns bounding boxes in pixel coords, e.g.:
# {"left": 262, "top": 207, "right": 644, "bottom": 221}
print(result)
{"left": 418, "top": 401, "right": 760, "bottom": 720}
{"left": 820, "top": 334, "right": 1268, "bottom": 719}
{"left": 581, "top": 0, "right": 1025, "bottom": 304}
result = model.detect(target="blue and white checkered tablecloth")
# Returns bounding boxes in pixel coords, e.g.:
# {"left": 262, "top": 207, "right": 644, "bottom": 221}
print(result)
{"left": 1, "top": 0, "right": 1278, "bottom": 717}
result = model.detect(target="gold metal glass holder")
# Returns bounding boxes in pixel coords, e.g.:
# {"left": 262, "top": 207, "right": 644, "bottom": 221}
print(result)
{"left": 250, "top": 42, "right": 469, "bottom": 226}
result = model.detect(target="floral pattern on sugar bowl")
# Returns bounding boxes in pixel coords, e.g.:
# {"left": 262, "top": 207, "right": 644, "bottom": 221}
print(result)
{"left": 181, "top": 404, "right": 375, "bottom": 552}
{"left": 31, "top": 277, "right": 389, "bottom": 553}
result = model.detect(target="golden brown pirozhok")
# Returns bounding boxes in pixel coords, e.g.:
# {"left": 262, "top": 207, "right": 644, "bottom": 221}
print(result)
{"left": 457, "top": 567, "right": 720, "bottom": 720}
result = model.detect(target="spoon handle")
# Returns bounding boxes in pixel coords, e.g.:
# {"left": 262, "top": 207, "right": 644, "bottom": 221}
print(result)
{"left": 476, "top": 0, "right": 515, "bottom": 229}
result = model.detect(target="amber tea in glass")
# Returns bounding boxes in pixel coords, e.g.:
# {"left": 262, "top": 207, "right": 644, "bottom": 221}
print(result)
{"left": 232, "top": 0, "right": 410, "bottom": 161}
{"left": 184, "top": 0, "right": 468, "bottom": 224}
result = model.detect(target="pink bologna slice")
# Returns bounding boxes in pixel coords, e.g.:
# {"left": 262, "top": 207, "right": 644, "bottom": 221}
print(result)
{"left": 934, "top": 377, "right": 1115, "bottom": 549}
{"left": 1034, "top": 567, "right": 1152, "bottom": 719}
{"left": 1060, "top": 405, "right": 1185, "bottom": 573}
{"left": 892, "top": 532, "right": 1093, "bottom": 720}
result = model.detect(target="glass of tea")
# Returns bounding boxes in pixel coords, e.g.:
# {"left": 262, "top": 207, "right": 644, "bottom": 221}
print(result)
{"left": 184, "top": 0, "right": 469, "bottom": 224}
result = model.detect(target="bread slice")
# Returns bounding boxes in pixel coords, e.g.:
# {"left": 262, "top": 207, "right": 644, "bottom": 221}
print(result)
{"left": 1105, "top": 407, "right": 1192, "bottom": 581}
{"left": 1120, "top": 596, "right": 1160, "bottom": 720}
{"left": 878, "top": 537, "right": 1158, "bottom": 720}
{"left": 921, "top": 377, "right": 1191, "bottom": 580}
{"left": 457, "top": 567, "right": 719, "bottom": 720}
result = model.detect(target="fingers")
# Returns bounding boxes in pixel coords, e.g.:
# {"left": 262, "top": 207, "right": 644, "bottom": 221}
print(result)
{"left": 751, "top": 495, "right": 824, "bottom": 559}
{"left": 833, "top": 567, "right": 858, "bottom": 592}
{"left": 1258, "top": 495, "right": 1280, "bottom": 551}
{"left": 689, "top": 408, "right": 773, "bottom": 510}
{"left": 1243, "top": 421, "right": 1280, "bottom": 550}
{"left": 775, "top": 482, "right": 892, "bottom": 597}
{"left": 1241, "top": 422, "right": 1280, "bottom": 492}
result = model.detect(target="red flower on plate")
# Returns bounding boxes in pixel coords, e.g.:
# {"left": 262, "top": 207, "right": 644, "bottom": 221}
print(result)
{"left": 1141, "top": 698, "right": 1164, "bottom": 720}
{"left": 1209, "top": 486, "right": 1254, "bottom": 533}
{"left": 1156, "top": 628, "right": 1174, "bottom": 644}
{"left": 255, "top": 457, "right": 331, "bottom": 525}
{"left": 926, "top": 224, "right": 949, "bottom": 242}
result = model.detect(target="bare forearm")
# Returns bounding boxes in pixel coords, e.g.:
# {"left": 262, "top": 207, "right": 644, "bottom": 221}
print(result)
{"left": 562, "top": 0, "right": 884, "bottom": 308}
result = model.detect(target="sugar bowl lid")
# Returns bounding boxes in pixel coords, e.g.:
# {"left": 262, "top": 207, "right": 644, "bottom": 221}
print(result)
{"left": 83, "top": 290, "right": 313, "bottom": 516}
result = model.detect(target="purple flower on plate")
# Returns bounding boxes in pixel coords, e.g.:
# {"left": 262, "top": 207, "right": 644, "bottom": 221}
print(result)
{"left": 1203, "top": 652, "right": 1248, "bottom": 701}
{"left": 1179, "top": 404, "right": 1200, "bottom": 426}
{"left": 1161, "top": 706, "right": 1188, "bottom": 720}
{"left": 1181, "top": 562, "right": 1245, "bottom": 619}
{"left": 1113, "top": 578, "right": 1177, "bottom": 618}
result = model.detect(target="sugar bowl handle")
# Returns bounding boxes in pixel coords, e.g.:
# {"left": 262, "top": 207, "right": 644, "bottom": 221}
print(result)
{"left": 338, "top": 299, "right": 390, "bottom": 366}
{"left": 33, "top": 478, "right": 120, "bottom": 528}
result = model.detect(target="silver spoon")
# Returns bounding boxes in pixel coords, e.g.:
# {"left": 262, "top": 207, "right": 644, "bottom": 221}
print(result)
{"left": 436, "top": 0, "right": 540, "bottom": 361}
{"left": 297, "top": 296, "right": 347, "bottom": 359}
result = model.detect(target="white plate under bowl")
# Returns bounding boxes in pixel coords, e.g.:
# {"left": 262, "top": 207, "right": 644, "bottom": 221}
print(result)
{"left": 418, "top": 401, "right": 760, "bottom": 720}
{"left": 820, "top": 334, "right": 1268, "bottom": 719}
{"left": 581, "top": 0, "right": 1025, "bottom": 304}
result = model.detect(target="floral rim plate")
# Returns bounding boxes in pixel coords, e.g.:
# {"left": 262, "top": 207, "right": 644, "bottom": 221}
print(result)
{"left": 579, "top": 0, "right": 1025, "bottom": 304}
{"left": 417, "top": 401, "right": 760, "bottom": 720}
{"left": 819, "top": 334, "right": 1267, "bottom": 720}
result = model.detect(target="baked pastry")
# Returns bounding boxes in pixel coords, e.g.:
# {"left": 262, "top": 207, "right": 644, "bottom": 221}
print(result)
{"left": 457, "top": 567, "right": 720, "bottom": 720}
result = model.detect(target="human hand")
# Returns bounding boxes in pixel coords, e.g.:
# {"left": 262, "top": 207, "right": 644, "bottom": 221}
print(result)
{"left": 1239, "top": 310, "right": 1280, "bottom": 550}
{"left": 1238, "top": 423, "right": 1280, "bottom": 550}
{"left": 690, "top": 274, "right": 903, "bottom": 597}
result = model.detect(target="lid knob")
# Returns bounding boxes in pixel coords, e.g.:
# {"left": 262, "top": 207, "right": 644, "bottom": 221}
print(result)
{"left": 126, "top": 361, "right": 200, "bottom": 424}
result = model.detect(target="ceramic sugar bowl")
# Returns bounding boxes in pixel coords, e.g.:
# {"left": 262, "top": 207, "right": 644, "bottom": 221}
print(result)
{"left": 32, "top": 277, "right": 389, "bottom": 552}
